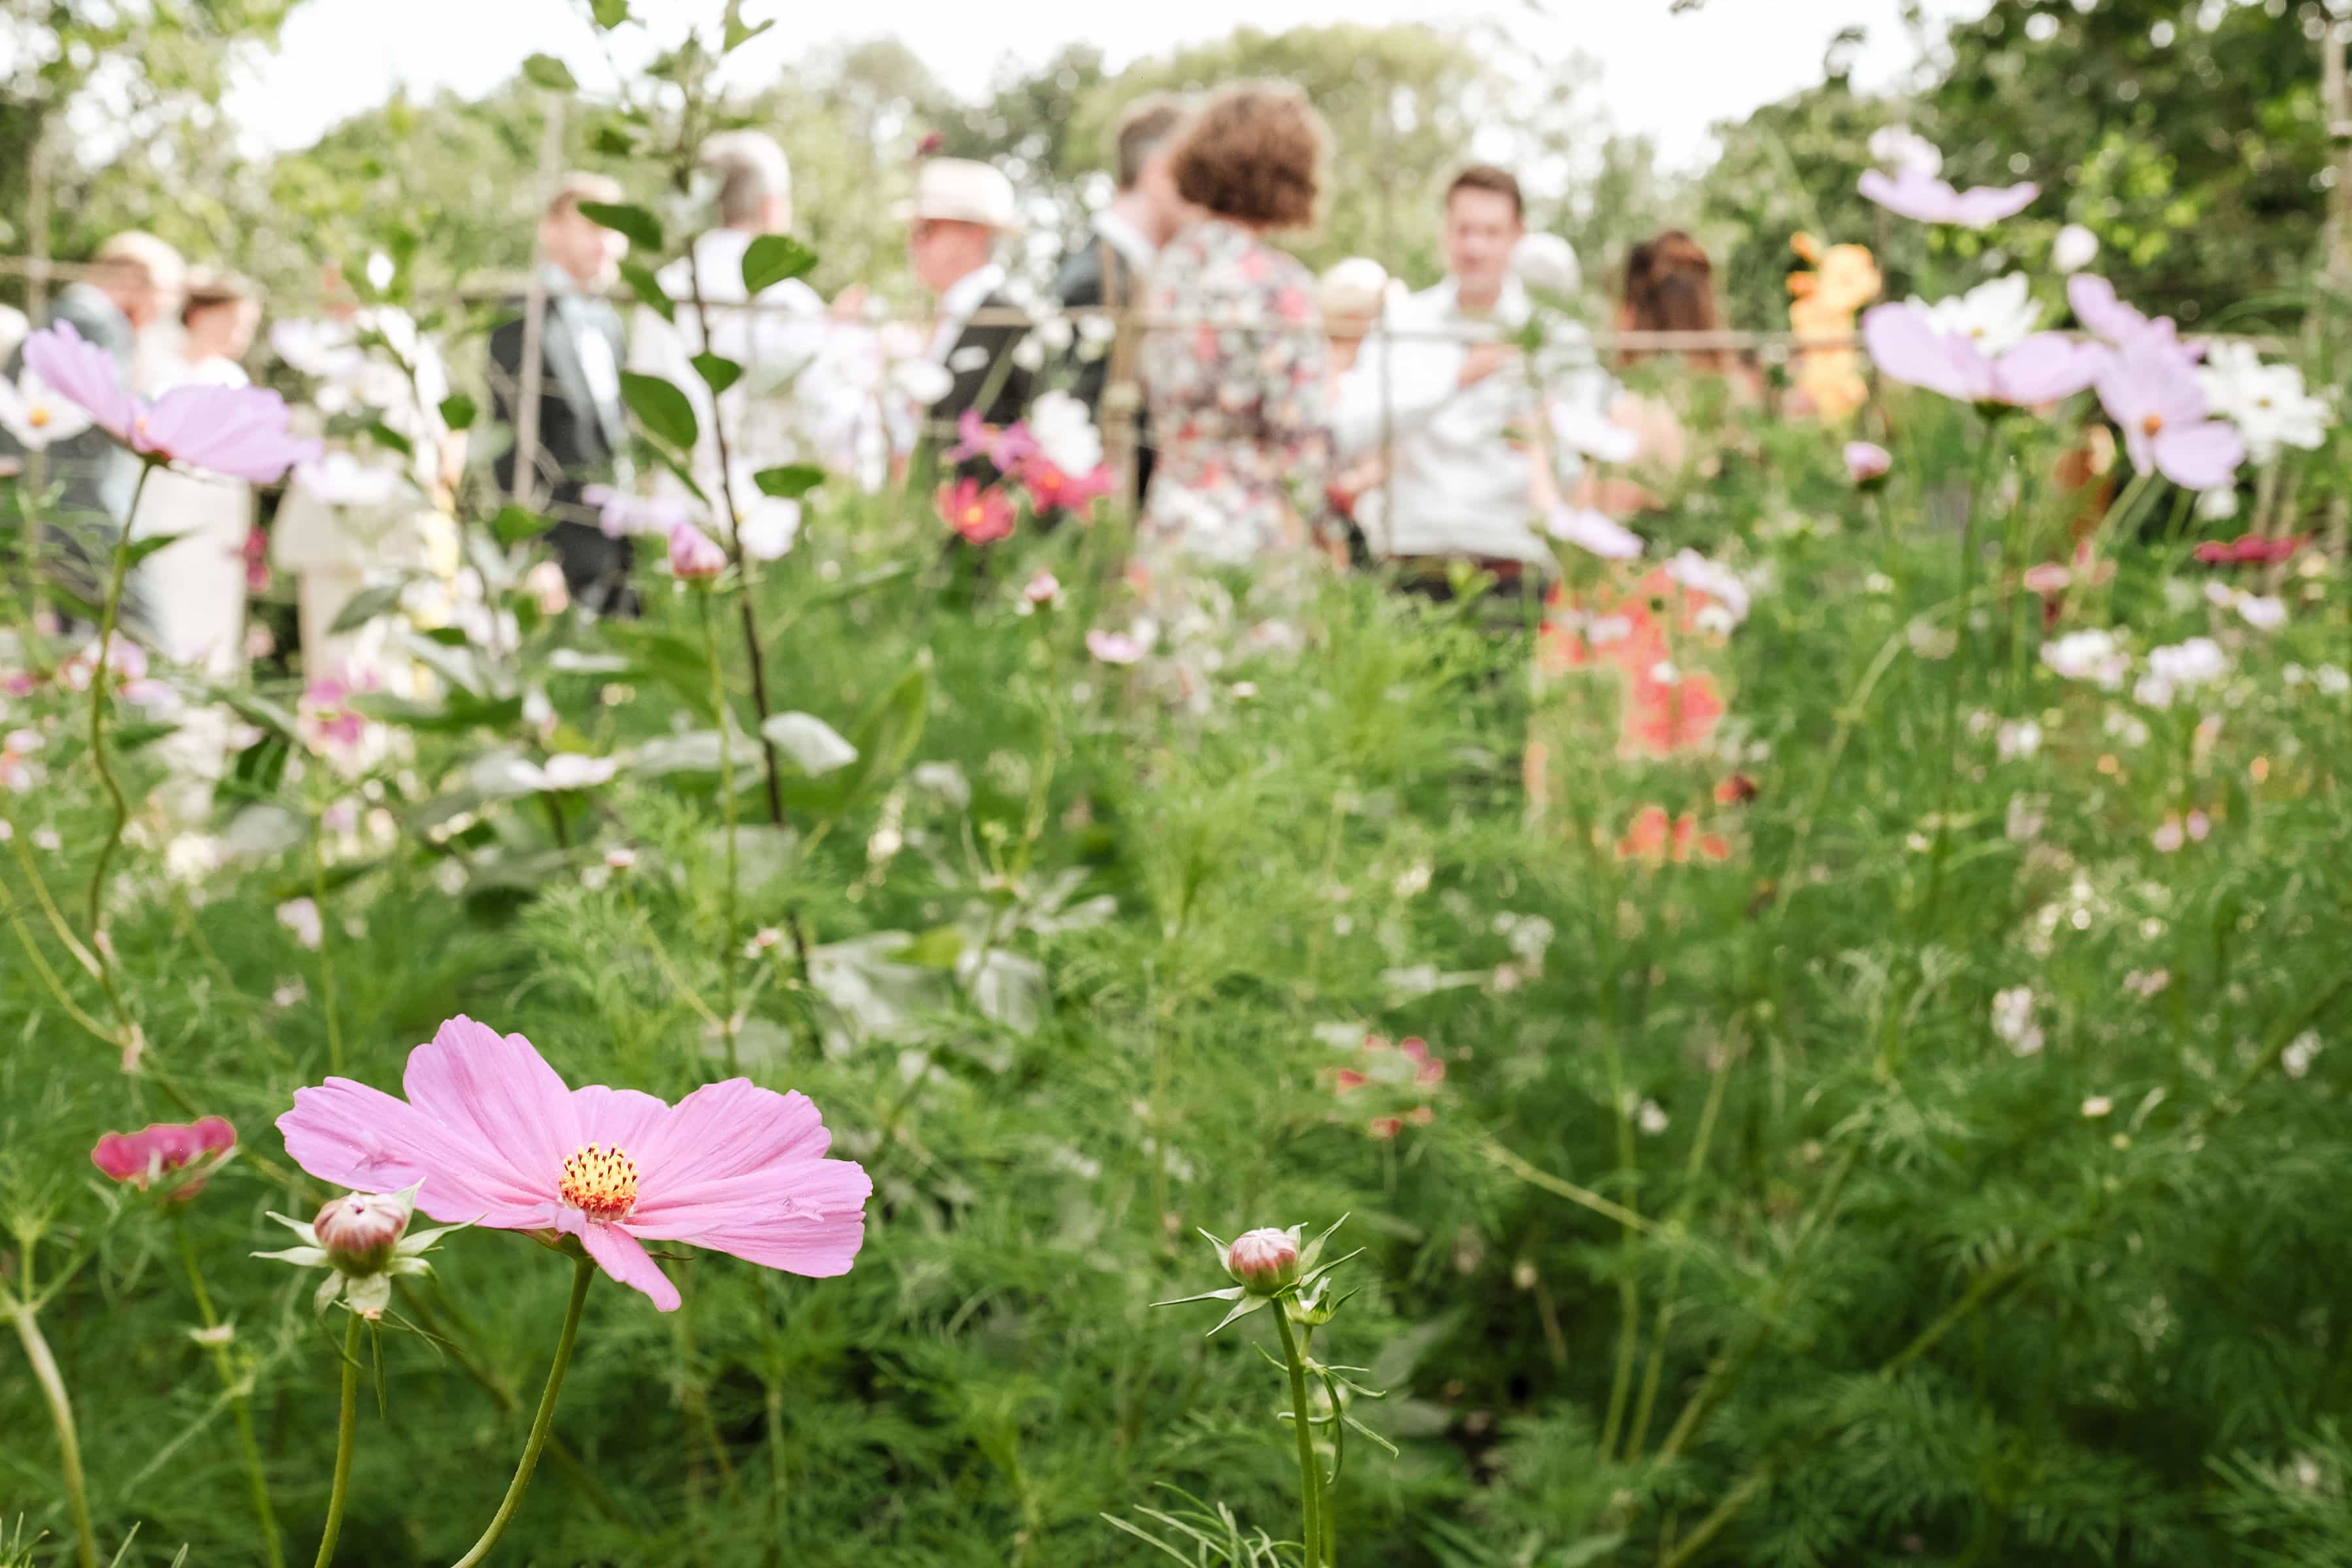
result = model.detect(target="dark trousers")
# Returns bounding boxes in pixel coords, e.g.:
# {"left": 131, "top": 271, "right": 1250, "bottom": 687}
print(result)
{"left": 546, "top": 521, "right": 640, "bottom": 619}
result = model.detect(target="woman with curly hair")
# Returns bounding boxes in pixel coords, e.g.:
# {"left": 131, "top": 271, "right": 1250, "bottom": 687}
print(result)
{"left": 1137, "top": 81, "right": 1334, "bottom": 569}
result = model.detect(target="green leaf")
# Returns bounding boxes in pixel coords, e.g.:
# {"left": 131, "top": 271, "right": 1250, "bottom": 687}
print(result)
{"left": 740, "top": 234, "right": 817, "bottom": 295}
{"left": 691, "top": 352, "right": 743, "bottom": 397}
{"left": 329, "top": 580, "right": 409, "bottom": 634}
{"left": 436, "top": 393, "right": 476, "bottom": 431}
{"left": 110, "top": 721, "right": 180, "bottom": 752}
{"left": 600, "top": 623, "right": 720, "bottom": 723}
{"left": 225, "top": 733, "right": 292, "bottom": 802}
{"left": 119, "top": 531, "right": 188, "bottom": 569}
{"left": 752, "top": 463, "right": 824, "bottom": 499}
{"left": 577, "top": 201, "right": 662, "bottom": 255}
{"left": 589, "top": 0, "right": 630, "bottom": 25}
{"left": 619, "top": 371, "right": 698, "bottom": 450}
{"left": 781, "top": 660, "right": 928, "bottom": 820}
{"left": 365, "top": 420, "right": 414, "bottom": 459}
{"left": 719, "top": 0, "right": 772, "bottom": 52}
{"left": 489, "top": 504, "right": 551, "bottom": 549}
{"left": 900, "top": 925, "right": 965, "bottom": 970}
{"left": 520, "top": 53, "right": 578, "bottom": 92}
{"left": 617, "top": 259, "right": 674, "bottom": 325}
{"left": 589, "top": 122, "right": 637, "bottom": 159}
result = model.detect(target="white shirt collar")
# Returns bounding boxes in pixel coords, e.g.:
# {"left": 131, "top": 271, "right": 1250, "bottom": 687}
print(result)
{"left": 1425, "top": 274, "right": 1531, "bottom": 329}
{"left": 938, "top": 263, "right": 1005, "bottom": 327}
{"left": 1091, "top": 210, "right": 1157, "bottom": 273}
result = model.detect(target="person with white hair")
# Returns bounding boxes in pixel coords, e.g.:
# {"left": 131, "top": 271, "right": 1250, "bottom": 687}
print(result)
{"left": 902, "top": 156, "right": 1032, "bottom": 472}
{"left": 0, "top": 231, "right": 184, "bottom": 623}
{"left": 629, "top": 129, "right": 832, "bottom": 517}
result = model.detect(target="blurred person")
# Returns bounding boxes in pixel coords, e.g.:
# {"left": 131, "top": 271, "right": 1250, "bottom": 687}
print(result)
{"left": 630, "top": 131, "right": 830, "bottom": 503}
{"left": 902, "top": 157, "right": 1030, "bottom": 468}
{"left": 0, "top": 231, "right": 184, "bottom": 625}
{"left": 1136, "top": 81, "right": 1332, "bottom": 568}
{"left": 1331, "top": 167, "right": 1550, "bottom": 593}
{"left": 1584, "top": 229, "right": 1761, "bottom": 515}
{"left": 1316, "top": 257, "right": 1392, "bottom": 566}
{"left": 132, "top": 272, "right": 261, "bottom": 677}
{"left": 491, "top": 172, "right": 636, "bottom": 614}
{"left": 274, "top": 263, "right": 460, "bottom": 677}
{"left": 1053, "top": 94, "right": 1191, "bottom": 500}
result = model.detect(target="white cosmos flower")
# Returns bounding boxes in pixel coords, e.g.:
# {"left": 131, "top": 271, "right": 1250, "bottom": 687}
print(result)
{"left": 1033, "top": 313, "right": 1075, "bottom": 355}
{"left": 1868, "top": 125, "right": 1944, "bottom": 178}
{"left": 1914, "top": 273, "right": 2042, "bottom": 357}
{"left": 1028, "top": 389, "right": 1102, "bottom": 475}
{"left": 1991, "top": 985, "right": 2043, "bottom": 1057}
{"left": 2237, "top": 595, "right": 2288, "bottom": 631}
{"left": 296, "top": 451, "right": 403, "bottom": 508}
{"left": 1548, "top": 400, "right": 1641, "bottom": 464}
{"left": 2051, "top": 224, "right": 2100, "bottom": 274}
{"left": 1010, "top": 335, "right": 1046, "bottom": 372}
{"left": 514, "top": 753, "right": 619, "bottom": 792}
{"left": 892, "top": 357, "right": 954, "bottom": 404}
{"left": 0, "top": 365, "right": 94, "bottom": 449}
{"left": 2146, "top": 636, "right": 2227, "bottom": 690}
{"left": 2040, "top": 629, "right": 2128, "bottom": 689}
{"left": 1997, "top": 719, "right": 2042, "bottom": 760}
{"left": 725, "top": 461, "right": 800, "bottom": 561}
{"left": 2198, "top": 341, "right": 2330, "bottom": 462}
{"left": 1663, "top": 549, "right": 1750, "bottom": 624}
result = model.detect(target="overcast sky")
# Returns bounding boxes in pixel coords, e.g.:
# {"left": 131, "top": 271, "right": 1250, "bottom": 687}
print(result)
{"left": 223, "top": 0, "right": 1986, "bottom": 173}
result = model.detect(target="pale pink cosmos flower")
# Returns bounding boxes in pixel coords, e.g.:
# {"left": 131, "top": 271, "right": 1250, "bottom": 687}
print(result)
{"left": 1857, "top": 167, "right": 2038, "bottom": 228}
{"left": 1086, "top": 629, "right": 1147, "bottom": 665}
{"left": 667, "top": 519, "right": 727, "bottom": 580}
{"left": 1844, "top": 441, "right": 1891, "bottom": 483}
{"left": 1863, "top": 301, "right": 2106, "bottom": 408}
{"left": 2094, "top": 333, "right": 2244, "bottom": 491}
{"left": 25, "top": 321, "right": 319, "bottom": 482}
{"left": 277, "top": 897, "right": 324, "bottom": 950}
{"left": 1023, "top": 570, "right": 1062, "bottom": 607}
{"left": 2065, "top": 274, "right": 2198, "bottom": 360}
{"left": 277, "top": 1016, "right": 872, "bottom": 1311}
{"left": 91, "top": 1117, "right": 237, "bottom": 1200}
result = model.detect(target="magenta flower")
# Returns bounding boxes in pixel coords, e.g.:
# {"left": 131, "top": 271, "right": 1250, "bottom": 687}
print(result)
{"left": 667, "top": 519, "right": 727, "bottom": 580}
{"left": 277, "top": 1016, "right": 872, "bottom": 1311}
{"left": 1086, "top": 628, "right": 1147, "bottom": 665}
{"left": 2095, "top": 333, "right": 2245, "bottom": 489}
{"left": 946, "top": 408, "right": 1039, "bottom": 471}
{"left": 582, "top": 484, "right": 693, "bottom": 540}
{"left": 1857, "top": 168, "right": 2038, "bottom": 228}
{"left": 91, "top": 1117, "right": 237, "bottom": 1200}
{"left": 25, "top": 321, "right": 319, "bottom": 482}
{"left": 1862, "top": 301, "right": 2106, "bottom": 408}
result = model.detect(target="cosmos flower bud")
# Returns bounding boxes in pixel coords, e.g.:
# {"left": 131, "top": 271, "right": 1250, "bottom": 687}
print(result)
{"left": 1225, "top": 1227, "right": 1301, "bottom": 1296}
{"left": 314, "top": 1189, "right": 414, "bottom": 1276}
{"left": 1844, "top": 441, "right": 1891, "bottom": 487}
{"left": 668, "top": 519, "right": 727, "bottom": 581}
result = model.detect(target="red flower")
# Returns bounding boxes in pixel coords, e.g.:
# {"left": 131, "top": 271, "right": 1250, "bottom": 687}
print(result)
{"left": 243, "top": 525, "right": 270, "bottom": 595}
{"left": 1398, "top": 1036, "right": 1445, "bottom": 1085}
{"left": 914, "top": 131, "right": 945, "bottom": 159}
{"left": 1018, "top": 455, "right": 1116, "bottom": 516}
{"left": 91, "top": 1117, "right": 237, "bottom": 1200}
{"left": 1616, "top": 806, "right": 1731, "bottom": 864}
{"left": 1619, "top": 666, "right": 1725, "bottom": 760}
{"left": 1333, "top": 1068, "right": 1367, "bottom": 1094}
{"left": 1714, "top": 773, "right": 1759, "bottom": 805}
{"left": 2193, "top": 532, "right": 2304, "bottom": 567}
{"left": 937, "top": 478, "right": 1015, "bottom": 544}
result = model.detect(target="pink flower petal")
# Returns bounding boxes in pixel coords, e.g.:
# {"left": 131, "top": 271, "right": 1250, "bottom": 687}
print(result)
{"left": 624, "top": 1159, "right": 872, "bottom": 1278}
{"left": 561, "top": 1211, "right": 681, "bottom": 1311}
{"left": 1995, "top": 333, "right": 2106, "bottom": 404}
{"left": 24, "top": 321, "right": 135, "bottom": 440}
{"left": 278, "top": 1077, "right": 558, "bottom": 1226}
{"left": 630, "top": 1079, "right": 832, "bottom": 1192}
{"left": 1863, "top": 302, "right": 1984, "bottom": 402}
{"left": 2154, "top": 422, "right": 2246, "bottom": 491}
{"left": 399, "top": 1016, "right": 580, "bottom": 1198}
{"left": 571, "top": 1084, "right": 674, "bottom": 1153}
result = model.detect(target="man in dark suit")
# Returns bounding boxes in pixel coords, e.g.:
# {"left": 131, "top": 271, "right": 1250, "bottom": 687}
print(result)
{"left": 903, "top": 157, "right": 1031, "bottom": 479}
{"left": 0, "top": 232, "right": 182, "bottom": 626}
{"left": 490, "top": 173, "right": 638, "bottom": 615}
{"left": 1051, "top": 95, "right": 1188, "bottom": 504}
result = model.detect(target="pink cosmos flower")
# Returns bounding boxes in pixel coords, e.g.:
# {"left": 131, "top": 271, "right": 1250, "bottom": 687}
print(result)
{"left": 1862, "top": 301, "right": 2106, "bottom": 408}
{"left": 299, "top": 672, "right": 374, "bottom": 757}
{"left": 91, "top": 1117, "right": 237, "bottom": 1200}
{"left": 1086, "top": 629, "right": 1147, "bottom": 665}
{"left": 667, "top": 519, "right": 727, "bottom": 580}
{"left": 1844, "top": 441, "right": 1891, "bottom": 483}
{"left": 2065, "top": 274, "right": 2198, "bottom": 362}
{"left": 278, "top": 1016, "right": 872, "bottom": 1311}
{"left": 937, "top": 478, "right": 1016, "bottom": 544}
{"left": 946, "top": 409, "right": 1039, "bottom": 472}
{"left": 1016, "top": 455, "right": 1116, "bottom": 516}
{"left": 2095, "top": 333, "right": 2245, "bottom": 490}
{"left": 1857, "top": 167, "right": 2038, "bottom": 227}
{"left": 25, "top": 321, "right": 319, "bottom": 482}
{"left": 583, "top": 484, "right": 693, "bottom": 540}
{"left": 1022, "top": 570, "right": 1062, "bottom": 607}
{"left": 1224, "top": 1228, "right": 1300, "bottom": 1294}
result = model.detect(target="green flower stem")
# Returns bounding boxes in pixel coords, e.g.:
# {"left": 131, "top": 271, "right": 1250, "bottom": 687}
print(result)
{"left": 177, "top": 1222, "right": 285, "bottom": 1568}
{"left": 698, "top": 593, "right": 741, "bottom": 1076}
{"left": 307, "top": 808, "right": 346, "bottom": 1077}
{"left": 11, "top": 1273, "right": 97, "bottom": 1568}
{"left": 1921, "top": 417, "right": 2005, "bottom": 937}
{"left": 449, "top": 1254, "right": 596, "bottom": 1568}
{"left": 310, "top": 1310, "right": 363, "bottom": 1568}
{"left": 82, "top": 463, "right": 152, "bottom": 981}
{"left": 1271, "top": 1305, "right": 1326, "bottom": 1565}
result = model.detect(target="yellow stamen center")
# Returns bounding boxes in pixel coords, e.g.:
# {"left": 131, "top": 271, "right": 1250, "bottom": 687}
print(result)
{"left": 559, "top": 1143, "right": 638, "bottom": 1222}
{"left": 28, "top": 406, "right": 50, "bottom": 428}
{"left": 2141, "top": 413, "right": 2164, "bottom": 437}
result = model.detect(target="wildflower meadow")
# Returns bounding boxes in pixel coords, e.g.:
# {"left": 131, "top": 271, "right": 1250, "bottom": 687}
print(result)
{"left": 7, "top": 5, "right": 2352, "bottom": 1566}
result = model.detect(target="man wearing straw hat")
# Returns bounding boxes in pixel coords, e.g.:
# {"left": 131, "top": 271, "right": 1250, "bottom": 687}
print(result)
{"left": 901, "top": 155, "right": 1032, "bottom": 465}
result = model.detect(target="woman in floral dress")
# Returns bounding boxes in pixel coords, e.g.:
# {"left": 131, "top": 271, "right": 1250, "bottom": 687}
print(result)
{"left": 1138, "top": 82, "right": 1333, "bottom": 570}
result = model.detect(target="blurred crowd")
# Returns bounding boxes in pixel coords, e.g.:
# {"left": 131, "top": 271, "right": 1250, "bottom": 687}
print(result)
{"left": 0, "top": 78, "right": 1763, "bottom": 680}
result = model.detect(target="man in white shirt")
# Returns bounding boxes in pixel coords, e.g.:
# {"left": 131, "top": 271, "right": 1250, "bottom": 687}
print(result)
{"left": 629, "top": 131, "right": 830, "bottom": 499}
{"left": 1335, "top": 165, "right": 1581, "bottom": 580}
